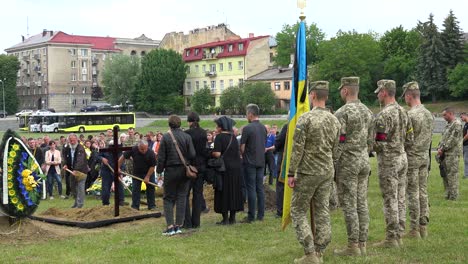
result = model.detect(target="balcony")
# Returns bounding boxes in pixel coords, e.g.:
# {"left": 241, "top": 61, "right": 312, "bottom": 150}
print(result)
{"left": 92, "top": 56, "right": 99, "bottom": 64}
{"left": 205, "top": 71, "right": 217, "bottom": 77}
{"left": 22, "top": 55, "right": 30, "bottom": 61}
{"left": 92, "top": 69, "right": 98, "bottom": 75}
{"left": 202, "top": 53, "right": 217, "bottom": 60}
{"left": 92, "top": 82, "right": 98, "bottom": 88}
{"left": 24, "top": 82, "right": 30, "bottom": 87}
{"left": 34, "top": 65, "right": 41, "bottom": 73}
{"left": 34, "top": 54, "right": 41, "bottom": 61}
{"left": 36, "top": 81, "right": 42, "bottom": 87}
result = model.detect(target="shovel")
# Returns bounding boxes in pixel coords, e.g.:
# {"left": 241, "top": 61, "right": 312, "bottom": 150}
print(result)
{"left": 105, "top": 164, "right": 148, "bottom": 205}
{"left": 65, "top": 168, "right": 88, "bottom": 181}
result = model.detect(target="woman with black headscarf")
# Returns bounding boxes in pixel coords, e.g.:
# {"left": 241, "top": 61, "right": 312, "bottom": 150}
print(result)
{"left": 212, "top": 116, "right": 244, "bottom": 224}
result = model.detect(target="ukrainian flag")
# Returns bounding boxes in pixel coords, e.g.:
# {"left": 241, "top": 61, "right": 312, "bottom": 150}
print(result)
{"left": 281, "top": 20, "right": 309, "bottom": 230}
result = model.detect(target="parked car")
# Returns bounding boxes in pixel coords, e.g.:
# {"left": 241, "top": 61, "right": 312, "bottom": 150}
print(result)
{"left": 97, "top": 104, "right": 114, "bottom": 111}
{"left": 0, "top": 110, "right": 7, "bottom": 118}
{"left": 35, "top": 109, "right": 52, "bottom": 115}
{"left": 15, "top": 109, "right": 33, "bottom": 117}
{"left": 80, "top": 105, "right": 98, "bottom": 112}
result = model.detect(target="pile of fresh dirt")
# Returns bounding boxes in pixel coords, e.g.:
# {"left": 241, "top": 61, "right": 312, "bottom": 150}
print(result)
{"left": 0, "top": 218, "right": 60, "bottom": 244}
{"left": 264, "top": 184, "right": 277, "bottom": 211}
{"left": 39, "top": 206, "right": 151, "bottom": 222}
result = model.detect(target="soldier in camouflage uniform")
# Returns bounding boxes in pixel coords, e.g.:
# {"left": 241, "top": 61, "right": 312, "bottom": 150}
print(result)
{"left": 288, "top": 81, "right": 341, "bottom": 264}
{"left": 333, "top": 77, "right": 374, "bottom": 256}
{"left": 372, "top": 80, "right": 413, "bottom": 248}
{"left": 402, "top": 82, "right": 434, "bottom": 239}
{"left": 124, "top": 127, "right": 139, "bottom": 175}
{"left": 438, "top": 107, "right": 463, "bottom": 200}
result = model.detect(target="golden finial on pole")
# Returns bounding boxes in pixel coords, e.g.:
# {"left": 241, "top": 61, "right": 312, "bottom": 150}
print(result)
{"left": 297, "top": 0, "right": 306, "bottom": 21}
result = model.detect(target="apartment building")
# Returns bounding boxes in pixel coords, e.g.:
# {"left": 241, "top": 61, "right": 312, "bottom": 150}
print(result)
{"left": 5, "top": 30, "right": 159, "bottom": 112}
{"left": 183, "top": 35, "right": 272, "bottom": 107}
{"left": 247, "top": 67, "right": 293, "bottom": 109}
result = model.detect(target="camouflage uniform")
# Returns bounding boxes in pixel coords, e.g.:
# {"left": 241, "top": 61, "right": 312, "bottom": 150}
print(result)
{"left": 374, "top": 80, "right": 413, "bottom": 241}
{"left": 334, "top": 96, "right": 374, "bottom": 244}
{"left": 289, "top": 81, "right": 341, "bottom": 255}
{"left": 403, "top": 82, "right": 434, "bottom": 231}
{"left": 439, "top": 118, "right": 463, "bottom": 200}
{"left": 124, "top": 136, "right": 138, "bottom": 174}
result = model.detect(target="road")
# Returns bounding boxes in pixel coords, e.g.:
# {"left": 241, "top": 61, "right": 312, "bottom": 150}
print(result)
{"left": 0, "top": 116, "right": 450, "bottom": 133}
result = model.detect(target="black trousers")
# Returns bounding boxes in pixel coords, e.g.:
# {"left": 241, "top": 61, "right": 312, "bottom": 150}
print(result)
{"left": 163, "top": 166, "right": 190, "bottom": 227}
{"left": 184, "top": 171, "right": 205, "bottom": 228}
{"left": 276, "top": 151, "right": 284, "bottom": 216}
{"left": 265, "top": 150, "right": 276, "bottom": 184}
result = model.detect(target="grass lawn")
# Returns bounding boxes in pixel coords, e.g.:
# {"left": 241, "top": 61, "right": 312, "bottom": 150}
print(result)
{"left": 0, "top": 151, "right": 467, "bottom": 263}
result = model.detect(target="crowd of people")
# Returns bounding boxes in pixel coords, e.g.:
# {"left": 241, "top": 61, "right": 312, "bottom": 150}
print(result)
{"left": 18, "top": 77, "right": 467, "bottom": 263}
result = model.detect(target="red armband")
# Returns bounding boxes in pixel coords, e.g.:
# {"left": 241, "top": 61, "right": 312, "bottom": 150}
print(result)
{"left": 375, "top": 132, "right": 387, "bottom": 141}
{"left": 339, "top": 134, "right": 346, "bottom": 143}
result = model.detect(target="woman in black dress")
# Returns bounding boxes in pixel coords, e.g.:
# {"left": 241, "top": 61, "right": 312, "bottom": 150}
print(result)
{"left": 212, "top": 116, "right": 244, "bottom": 225}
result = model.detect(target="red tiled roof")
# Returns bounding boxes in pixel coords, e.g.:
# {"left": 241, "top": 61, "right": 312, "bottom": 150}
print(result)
{"left": 50, "top": 31, "right": 118, "bottom": 51}
{"left": 183, "top": 36, "right": 269, "bottom": 62}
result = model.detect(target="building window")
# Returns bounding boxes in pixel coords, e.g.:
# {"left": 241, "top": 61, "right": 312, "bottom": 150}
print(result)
{"left": 43, "top": 48, "right": 47, "bottom": 55}
{"left": 71, "top": 61, "right": 76, "bottom": 68}
{"left": 187, "top": 66, "right": 190, "bottom": 74}
{"left": 186, "top": 82, "right": 192, "bottom": 93}
{"left": 238, "top": 43, "right": 244, "bottom": 51}
{"left": 239, "top": 79, "right": 244, "bottom": 86}
{"left": 195, "top": 65, "right": 199, "bottom": 73}
{"left": 71, "top": 74, "right": 76, "bottom": 81}
{"left": 72, "top": 99, "right": 77, "bottom": 106}
{"left": 210, "top": 81, "right": 216, "bottom": 93}
{"left": 219, "top": 46, "right": 224, "bottom": 53}
{"left": 70, "top": 49, "right": 76, "bottom": 56}
{"left": 82, "top": 73, "right": 88, "bottom": 81}
{"left": 219, "top": 63, "right": 223, "bottom": 72}
{"left": 284, "top": 81, "right": 290, "bottom": 90}
{"left": 270, "top": 52, "right": 274, "bottom": 63}
{"left": 195, "top": 81, "right": 199, "bottom": 90}
{"left": 186, "top": 50, "right": 190, "bottom": 57}
{"left": 202, "top": 65, "right": 206, "bottom": 72}
{"left": 275, "top": 82, "right": 281, "bottom": 91}
{"left": 71, "top": 87, "right": 75, "bottom": 94}
{"left": 80, "top": 49, "right": 88, "bottom": 56}
{"left": 209, "top": 64, "right": 216, "bottom": 72}
{"left": 203, "top": 81, "right": 207, "bottom": 88}
{"left": 81, "top": 60, "right": 87, "bottom": 68}
{"left": 195, "top": 49, "right": 199, "bottom": 56}
{"left": 83, "top": 87, "right": 87, "bottom": 94}
{"left": 238, "top": 61, "right": 244, "bottom": 70}
{"left": 228, "top": 44, "right": 233, "bottom": 52}
{"left": 220, "top": 80, "right": 224, "bottom": 91}
{"left": 229, "top": 79, "right": 234, "bottom": 87}
{"left": 228, "top": 62, "right": 232, "bottom": 71}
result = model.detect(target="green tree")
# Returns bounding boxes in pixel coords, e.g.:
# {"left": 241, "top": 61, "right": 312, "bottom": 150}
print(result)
{"left": 314, "top": 30, "right": 382, "bottom": 108}
{"left": 138, "top": 49, "right": 186, "bottom": 114}
{"left": 416, "top": 14, "right": 446, "bottom": 102}
{"left": 242, "top": 82, "right": 277, "bottom": 114}
{"left": 274, "top": 22, "right": 325, "bottom": 67}
{"left": 191, "top": 87, "right": 214, "bottom": 114}
{"left": 380, "top": 26, "right": 421, "bottom": 86}
{"left": 0, "top": 55, "right": 20, "bottom": 113}
{"left": 441, "top": 10, "right": 465, "bottom": 69}
{"left": 448, "top": 63, "right": 468, "bottom": 97}
{"left": 220, "top": 86, "right": 244, "bottom": 114}
{"left": 101, "top": 54, "right": 140, "bottom": 106}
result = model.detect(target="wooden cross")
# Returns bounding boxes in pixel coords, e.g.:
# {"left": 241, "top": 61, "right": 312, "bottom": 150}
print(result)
{"left": 99, "top": 125, "right": 132, "bottom": 217}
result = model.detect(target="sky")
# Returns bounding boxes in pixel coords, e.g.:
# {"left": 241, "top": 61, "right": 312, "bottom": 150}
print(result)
{"left": 1, "top": 0, "right": 467, "bottom": 53}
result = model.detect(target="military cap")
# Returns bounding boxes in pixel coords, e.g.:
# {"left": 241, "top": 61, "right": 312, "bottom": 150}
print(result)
{"left": 308, "top": 81, "right": 329, "bottom": 93}
{"left": 401, "top": 81, "right": 419, "bottom": 97}
{"left": 374, "top": 79, "right": 396, "bottom": 94}
{"left": 338, "top": 76, "right": 359, "bottom": 90}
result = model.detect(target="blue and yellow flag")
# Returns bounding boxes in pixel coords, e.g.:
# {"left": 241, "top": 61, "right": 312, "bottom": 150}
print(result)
{"left": 281, "top": 21, "right": 309, "bottom": 230}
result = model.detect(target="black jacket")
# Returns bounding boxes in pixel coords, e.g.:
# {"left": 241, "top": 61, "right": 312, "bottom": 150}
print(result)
{"left": 274, "top": 124, "right": 288, "bottom": 153}
{"left": 157, "top": 128, "right": 196, "bottom": 173}
{"left": 185, "top": 126, "right": 208, "bottom": 170}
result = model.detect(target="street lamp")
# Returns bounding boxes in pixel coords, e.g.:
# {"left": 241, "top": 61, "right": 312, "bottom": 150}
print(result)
{"left": 0, "top": 78, "right": 5, "bottom": 118}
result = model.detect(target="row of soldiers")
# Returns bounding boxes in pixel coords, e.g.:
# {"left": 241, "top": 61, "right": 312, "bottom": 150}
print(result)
{"left": 288, "top": 77, "right": 463, "bottom": 264}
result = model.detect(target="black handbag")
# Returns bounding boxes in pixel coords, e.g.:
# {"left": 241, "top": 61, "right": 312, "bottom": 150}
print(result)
{"left": 207, "top": 134, "right": 233, "bottom": 172}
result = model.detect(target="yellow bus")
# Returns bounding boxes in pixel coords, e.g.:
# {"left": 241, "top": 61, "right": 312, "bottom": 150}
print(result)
{"left": 57, "top": 112, "right": 136, "bottom": 133}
